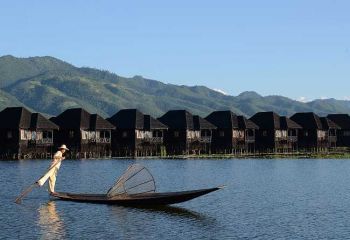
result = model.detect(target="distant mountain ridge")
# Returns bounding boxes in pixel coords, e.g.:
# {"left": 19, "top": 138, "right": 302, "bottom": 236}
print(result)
{"left": 0, "top": 55, "right": 349, "bottom": 118}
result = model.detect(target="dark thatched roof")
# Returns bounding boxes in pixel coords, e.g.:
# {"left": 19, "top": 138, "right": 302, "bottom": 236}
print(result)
{"left": 250, "top": 112, "right": 301, "bottom": 130}
{"left": 52, "top": 108, "right": 114, "bottom": 130}
{"left": 205, "top": 111, "right": 258, "bottom": 129}
{"left": 158, "top": 110, "right": 216, "bottom": 130}
{"left": 320, "top": 117, "right": 340, "bottom": 130}
{"left": 31, "top": 113, "right": 59, "bottom": 130}
{"left": 193, "top": 115, "right": 217, "bottom": 130}
{"left": 327, "top": 114, "right": 350, "bottom": 129}
{"left": 90, "top": 114, "right": 116, "bottom": 130}
{"left": 290, "top": 112, "right": 324, "bottom": 130}
{"left": 0, "top": 107, "right": 58, "bottom": 130}
{"left": 145, "top": 115, "right": 168, "bottom": 130}
{"left": 280, "top": 117, "right": 302, "bottom": 129}
{"left": 108, "top": 109, "right": 167, "bottom": 130}
{"left": 237, "top": 116, "right": 259, "bottom": 129}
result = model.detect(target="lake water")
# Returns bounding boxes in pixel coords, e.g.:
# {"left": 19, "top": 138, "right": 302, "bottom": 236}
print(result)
{"left": 2, "top": 159, "right": 350, "bottom": 239}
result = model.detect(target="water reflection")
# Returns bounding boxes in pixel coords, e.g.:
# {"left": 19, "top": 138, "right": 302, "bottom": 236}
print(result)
{"left": 37, "top": 201, "right": 65, "bottom": 239}
{"left": 109, "top": 204, "right": 216, "bottom": 223}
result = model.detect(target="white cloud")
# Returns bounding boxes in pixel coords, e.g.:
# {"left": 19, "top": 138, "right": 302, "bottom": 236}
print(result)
{"left": 297, "top": 96, "right": 309, "bottom": 103}
{"left": 212, "top": 88, "right": 228, "bottom": 95}
{"left": 344, "top": 96, "right": 350, "bottom": 101}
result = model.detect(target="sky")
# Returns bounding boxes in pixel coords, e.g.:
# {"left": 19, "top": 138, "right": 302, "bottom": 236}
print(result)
{"left": 1, "top": 0, "right": 349, "bottom": 101}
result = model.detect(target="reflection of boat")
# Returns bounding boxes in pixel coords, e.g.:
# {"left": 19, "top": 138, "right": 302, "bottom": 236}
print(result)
{"left": 51, "top": 164, "right": 224, "bottom": 206}
{"left": 51, "top": 187, "right": 222, "bottom": 206}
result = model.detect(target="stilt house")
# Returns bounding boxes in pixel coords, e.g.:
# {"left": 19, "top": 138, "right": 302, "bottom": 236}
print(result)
{"left": 250, "top": 112, "right": 301, "bottom": 152}
{"left": 51, "top": 108, "right": 115, "bottom": 158}
{"left": 290, "top": 113, "right": 339, "bottom": 151}
{"left": 205, "top": 111, "right": 259, "bottom": 154}
{"left": 327, "top": 114, "right": 350, "bottom": 147}
{"left": 0, "top": 107, "right": 58, "bottom": 159}
{"left": 158, "top": 110, "right": 216, "bottom": 155}
{"left": 107, "top": 109, "right": 168, "bottom": 157}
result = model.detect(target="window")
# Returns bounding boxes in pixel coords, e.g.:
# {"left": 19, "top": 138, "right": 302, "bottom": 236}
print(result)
{"left": 262, "top": 130, "right": 268, "bottom": 137}
{"left": 288, "top": 130, "right": 296, "bottom": 137}
{"left": 201, "top": 130, "right": 211, "bottom": 137}
{"left": 174, "top": 131, "right": 179, "bottom": 137}
{"left": 187, "top": 131, "right": 200, "bottom": 138}
{"left": 304, "top": 131, "right": 309, "bottom": 137}
{"left": 329, "top": 130, "right": 336, "bottom": 137}
{"left": 317, "top": 130, "right": 326, "bottom": 138}
{"left": 247, "top": 129, "right": 254, "bottom": 137}
{"left": 20, "top": 130, "right": 32, "bottom": 140}
{"left": 69, "top": 131, "right": 74, "bottom": 139}
{"left": 100, "top": 131, "right": 110, "bottom": 139}
{"left": 43, "top": 131, "right": 53, "bottom": 139}
{"left": 219, "top": 131, "right": 225, "bottom": 137}
{"left": 89, "top": 131, "right": 96, "bottom": 139}
{"left": 153, "top": 130, "right": 163, "bottom": 137}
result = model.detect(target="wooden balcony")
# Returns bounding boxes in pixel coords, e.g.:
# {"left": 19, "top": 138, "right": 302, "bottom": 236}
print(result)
{"left": 28, "top": 139, "right": 54, "bottom": 146}
{"left": 188, "top": 136, "right": 212, "bottom": 143}
{"left": 88, "top": 138, "right": 111, "bottom": 143}
{"left": 245, "top": 136, "right": 255, "bottom": 143}
{"left": 288, "top": 136, "right": 298, "bottom": 142}
{"left": 143, "top": 137, "right": 164, "bottom": 143}
{"left": 328, "top": 136, "right": 337, "bottom": 143}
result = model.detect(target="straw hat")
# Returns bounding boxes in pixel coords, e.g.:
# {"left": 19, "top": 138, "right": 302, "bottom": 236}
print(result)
{"left": 58, "top": 144, "right": 69, "bottom": 151}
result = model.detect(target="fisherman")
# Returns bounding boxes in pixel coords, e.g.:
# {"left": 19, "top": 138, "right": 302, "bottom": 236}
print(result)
{"left": 48, "top": 144, "right": 69, "bottom": 194}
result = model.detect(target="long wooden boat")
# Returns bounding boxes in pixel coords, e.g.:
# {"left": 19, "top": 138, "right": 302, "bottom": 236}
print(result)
{"left": 50, "top": 186, "right": 223, "bottom": 206}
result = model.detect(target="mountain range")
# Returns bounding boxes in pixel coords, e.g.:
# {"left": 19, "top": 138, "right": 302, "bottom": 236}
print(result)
{"left": 0, "top": 55, "right": 349, "bottom": 118}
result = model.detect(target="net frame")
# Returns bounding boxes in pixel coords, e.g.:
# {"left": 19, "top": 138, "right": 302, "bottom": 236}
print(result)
{"left": 107, "top": 164, "right": 156, "bottom": 198}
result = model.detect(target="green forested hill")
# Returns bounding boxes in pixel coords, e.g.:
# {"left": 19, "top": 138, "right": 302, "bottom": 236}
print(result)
{"left": 1, "top": 55, "right": 349, "bottom": 118}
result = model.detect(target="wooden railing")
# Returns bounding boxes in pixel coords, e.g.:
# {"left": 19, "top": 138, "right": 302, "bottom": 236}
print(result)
{"left": 88, "top": 138, "right": 111, "bottom": 143}
{"left": 288, "top": 136, "right": 298, "bottom": 142}
{"left": 28, "top": 139, "right": 53, "bottom": 145}
{"left": 328, "top": 136, "right": 337, "bottom": 142}
{"left": 187, "top": 136, "right": 212, "bottom": 143}
{"left": 245, "top": 136, "right": 255, "bottom": 142}
{"left": 143, "top": 137, "right": 164, "bottom": 143}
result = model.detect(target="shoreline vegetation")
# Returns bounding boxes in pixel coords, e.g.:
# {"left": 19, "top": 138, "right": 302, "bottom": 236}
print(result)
{"left": 111, "top": 150, "right": 350, "bottom": 160}
{"left": 2, "top": 151, "right": 350, "bottom": 161}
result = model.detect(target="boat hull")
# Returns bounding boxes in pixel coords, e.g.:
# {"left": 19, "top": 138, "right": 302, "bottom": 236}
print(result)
{"left": 51, "top": 187, "right": 222, "bottom": 206}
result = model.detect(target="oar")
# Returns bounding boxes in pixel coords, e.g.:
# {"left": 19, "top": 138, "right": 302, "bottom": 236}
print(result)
{"left": 14, "top": 183, "right": 39, "bottom": 204}
{"left": 14, "top": 158, "right": 64, "bottom": 204}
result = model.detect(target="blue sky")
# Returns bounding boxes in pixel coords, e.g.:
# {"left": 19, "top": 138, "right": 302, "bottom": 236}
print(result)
{"left": 1, "top": 0, "right": 349, "bottom": 101}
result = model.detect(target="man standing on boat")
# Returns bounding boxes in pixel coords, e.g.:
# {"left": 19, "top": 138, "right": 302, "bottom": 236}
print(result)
{"left": 36, "top": 144, "right": 69, "bottom": 194}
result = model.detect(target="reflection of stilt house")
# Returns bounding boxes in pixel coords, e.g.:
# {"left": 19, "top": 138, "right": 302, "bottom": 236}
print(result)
{"left": 107, "top": 109, "right": 168, "bottom": 157}
{"left": 158, "top": 110, "right": 216, "bottom": 155}
{"left": 51, "top": 108, "right": 115, "bottom": 159}
{"left": 205, "top": 111, "right": 259, "bottom": 154}
{"left": 327, "top": 114, "right": 350, "bottom": 147}
{"left": 290, "top": 113, "right": 339, "bottom": 151}
{"left": 0, "top": 107, "right": 58, "bottom": 159}
{"left": 250, "top": 112, "right": 301, "bottom": 153}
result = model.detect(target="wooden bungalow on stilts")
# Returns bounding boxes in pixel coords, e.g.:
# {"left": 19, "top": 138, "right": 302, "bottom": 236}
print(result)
{"left": 0, "top": 107, "right": 58, "bottom": 159}
{"left": 107, "top": 109, "right": 168, "bottom": 157}
{"left": 290, "top": 113, "right": 339, "bottom": 152}
{"left": 51, "top": 108, "right": 115, "bottom": 159}
{"left": 158, "top": 110, "right": 216, "bottom": 155}
{"left": 327, "top": 114, "right": 350, "bottom": 147}
{"left": 250, "top": 112, "right": 301, "bottom": 153}
{"left": 205, "top": 111, "right": 259, "bottom": 154}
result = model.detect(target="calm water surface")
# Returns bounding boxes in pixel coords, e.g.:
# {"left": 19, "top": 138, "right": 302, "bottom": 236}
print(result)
{"left": 1, "top": 159, "right": 350, "bottom": 239}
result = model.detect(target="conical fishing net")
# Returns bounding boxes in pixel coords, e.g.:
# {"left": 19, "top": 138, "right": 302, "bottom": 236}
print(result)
{"left": 107, "top": 164, "right": 156, "bottom": 198}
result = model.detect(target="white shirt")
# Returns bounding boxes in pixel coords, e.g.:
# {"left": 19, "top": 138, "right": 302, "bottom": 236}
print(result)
{"left": 50, "top": 151, "right": 63, "bottom": 169}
